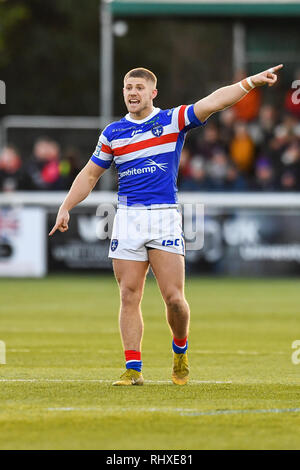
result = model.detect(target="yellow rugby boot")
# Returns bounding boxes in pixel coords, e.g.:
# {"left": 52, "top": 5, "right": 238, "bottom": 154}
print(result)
{"left": 172, "top": 352, "right": 189, "bottom": 385}
{"left": 113, "top": 369, "right": 144, "bottom": 386}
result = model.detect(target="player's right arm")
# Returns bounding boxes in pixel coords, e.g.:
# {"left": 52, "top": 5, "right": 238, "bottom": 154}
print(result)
{"left": 49, "top": 161, "right": 106, "bottom": 236}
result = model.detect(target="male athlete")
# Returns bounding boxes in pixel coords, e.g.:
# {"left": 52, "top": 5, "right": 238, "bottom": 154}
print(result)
{"left": 49, "top": 64, "right": 283, "bottom": 386}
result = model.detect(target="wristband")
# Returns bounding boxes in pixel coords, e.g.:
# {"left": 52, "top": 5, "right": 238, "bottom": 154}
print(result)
{"left": 239, "top": 77, "right": 255, "bottom": 93}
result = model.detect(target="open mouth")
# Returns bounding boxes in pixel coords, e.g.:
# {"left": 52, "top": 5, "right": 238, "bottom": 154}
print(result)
{"left": 129, "top": 99, "right": 140, "bottom": 105}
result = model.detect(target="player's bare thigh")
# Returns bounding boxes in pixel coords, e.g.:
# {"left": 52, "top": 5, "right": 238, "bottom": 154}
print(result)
{"left": 113, "top": 259, "right": 149, "bottom": 302}
{"left": 148, "top": 249, "right": 185, "bottom": 302}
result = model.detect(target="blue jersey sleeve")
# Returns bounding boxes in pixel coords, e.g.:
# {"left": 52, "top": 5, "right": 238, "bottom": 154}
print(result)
{"left": 90, "top": 128, "right": 113, "bottom": 169}
{"left": 184, "top": 104, "right": 206, "bottom": 132}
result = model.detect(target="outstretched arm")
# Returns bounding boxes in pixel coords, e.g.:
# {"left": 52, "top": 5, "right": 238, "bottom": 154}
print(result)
{"left": 194, "top": 64, "right": 283, "bottom": 122}
{"left": 49, "top": 160, "right": 106, "bottom": 236}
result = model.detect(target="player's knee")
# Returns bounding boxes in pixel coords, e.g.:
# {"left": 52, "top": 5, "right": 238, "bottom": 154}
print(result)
{"left": 165, "top": 293, "right": 187, "bottom": 313}
{"left": 120, "top": 285, "right": 143, "bottom": 307}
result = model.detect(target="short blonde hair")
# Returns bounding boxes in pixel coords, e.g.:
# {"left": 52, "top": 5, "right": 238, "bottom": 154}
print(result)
{"left": 124, "top": 67, "right": 157, "bottom": 88}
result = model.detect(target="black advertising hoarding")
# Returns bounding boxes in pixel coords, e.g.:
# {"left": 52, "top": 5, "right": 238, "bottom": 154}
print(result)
{"left": 185, "top": 209, "right": 300, "bottom": 276}
{"left": 48, "top": 208, "right": 112, "bottom": 271}
{"left": 48, "top": 206, "right": 300, "bottom": 276}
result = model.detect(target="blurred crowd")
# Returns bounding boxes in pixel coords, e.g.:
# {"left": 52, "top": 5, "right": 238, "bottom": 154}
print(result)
{"left": 178, "top": 75, "right": 300, "bottom": 192}
{"left": 1, "top": 78, "right": 300, "bottom": 193}
{"left": 0, "top": 137, "right": 81, "bottom": 192}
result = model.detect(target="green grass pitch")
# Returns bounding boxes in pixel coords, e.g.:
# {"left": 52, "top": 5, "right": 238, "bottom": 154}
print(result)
{"left": 0, "top": 275, "right": 300, "bottom": 450}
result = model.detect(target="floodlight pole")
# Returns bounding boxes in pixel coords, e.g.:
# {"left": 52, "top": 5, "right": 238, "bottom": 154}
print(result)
{"left": 99, "top": 0, "right": 114, "bottom": 189}
{"left": 233, "top": 22, "right": 246, "bottom": 73}
{"left": 100, "top": 0, "right": 113, "bottom": 121}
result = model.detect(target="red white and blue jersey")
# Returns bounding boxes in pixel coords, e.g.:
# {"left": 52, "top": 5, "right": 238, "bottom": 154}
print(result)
{"left": 91, "top": 105, "right": 205, "bottom": 206}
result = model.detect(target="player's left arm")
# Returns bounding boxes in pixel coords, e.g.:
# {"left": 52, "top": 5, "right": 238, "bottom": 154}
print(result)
{"left": 194, "top": 64, "right": 283, "bottom": 122}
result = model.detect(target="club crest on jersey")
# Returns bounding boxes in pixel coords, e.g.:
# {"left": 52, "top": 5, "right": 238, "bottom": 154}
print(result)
{"left": 111, "top": 239, "right": 118, "bottom": 251}
{"left": 152, "top": 125, "right": 163, "bottom": 137}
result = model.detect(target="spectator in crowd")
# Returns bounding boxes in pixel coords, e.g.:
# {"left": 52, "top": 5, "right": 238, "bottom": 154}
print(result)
{"left": 0, "top": 145, "right": 23, "bottom": 192}
{"left": 252, "top": 157, "right": 276, "bottom": 191}
{"left": 179, "top": 154, "right": 210, "bottom": 191}
{"left": 259, "top": 104, "right": 278, "bottom": 141}
{"left": 278, "top": 139, "right": 300, "bottom": 186}
{"left": 219, "top": 108, "right": 235, "bottom": 148}
{"left": 23, "top": 137, "right": 63, "bottom": 190}
{"left": 272, "top": 113, "right": 299, "bottom": 148}
{"left": 59, "top": 146, "right": 82, "bottom": 189}
{"left": 206, "top": 148, "right": 248, "bottom": 192}
{"left": 270, "top": 119, "right": 300, "bottom": 175}
{"left": 248, "top": 104, "right": 278, "bottom": 146}
{"left": 206, "top": 148, "right": 229, "bottom": 191}
{"left": 178, "top": 148, "right": 193, "bottom": 186}
{"left": 232, "top": 70, "right": 262, "bottom": 122}
{"left": 195, "top": 122, "right": 222, "bottom": 158}
{"left": 280, "top": 170, "right": 298, "bottom": 191}
{"left": 225, "top": 163, "right": 248, "bottom": 192}
{"left": 280, "top": 139, "right": 300, "bottom": 167}
{"left": 229, "top": 121, "right": 255, "bottom": 173}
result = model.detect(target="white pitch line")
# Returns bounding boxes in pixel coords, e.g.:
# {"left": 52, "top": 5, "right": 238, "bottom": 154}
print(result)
{"left": 194, "top": 350, "right": 286, "bottom": 355}
{"left": 47, "top": 407, "right": 195, "bottom": 413}
{"left": 1, "top": 378, "right": 299, "bottom": 386}
{"left": 45, "top": 407, "right": 300, "bottom": 417}
{"left": 180, "top": 408, "right": 300, "bottom": 417}
{"left": 8, "top": 349, "right": 31, "bottom": 353}
{"left": 147, "top": 380, "right": 232, "bottom": 384}
{"left": 7, "top": 349, "right": 107, "bottom": 353}
{"left": 0, "top": 379, "right": 232, "bottom": 384}
{"left": 0, "top": 379, "right": 105, "bottom": 383}
{"left": 6, "top": 349, "right": 288, "bottom": 355}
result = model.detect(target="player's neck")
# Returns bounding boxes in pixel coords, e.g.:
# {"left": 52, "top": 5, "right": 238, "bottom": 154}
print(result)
{"left": 129, "top": 105, "right": 154, "bottom": 121}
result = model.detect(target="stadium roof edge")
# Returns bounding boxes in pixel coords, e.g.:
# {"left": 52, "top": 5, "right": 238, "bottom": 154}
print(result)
{"left": 110, "top": 1, "right": 300, "bottom": 17}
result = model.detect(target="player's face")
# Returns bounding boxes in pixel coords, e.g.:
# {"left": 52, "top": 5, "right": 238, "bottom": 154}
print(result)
{"left": 123, "top": 77, "right": 157, "bottom": 116}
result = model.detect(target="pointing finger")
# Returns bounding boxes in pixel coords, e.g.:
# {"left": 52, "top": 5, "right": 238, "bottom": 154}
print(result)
{"left": 268, "top": 64, "right": 283, "bottom": 73}
{"left": 49, "top": 224, "right": 59, "bottom": 236}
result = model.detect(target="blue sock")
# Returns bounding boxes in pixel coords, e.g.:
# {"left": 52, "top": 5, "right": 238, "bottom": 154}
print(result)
{"left": 172, "top": 337, "right": 188, "bottom": 354}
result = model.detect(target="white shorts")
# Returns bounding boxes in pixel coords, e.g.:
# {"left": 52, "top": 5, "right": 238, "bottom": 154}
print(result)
{"left": 108, "top": 208, "right": 185, "bottom": 261}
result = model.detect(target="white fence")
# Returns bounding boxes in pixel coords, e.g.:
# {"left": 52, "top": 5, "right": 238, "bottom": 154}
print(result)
{"left": 0, "top": 191, "right": 300, "bottom": 208}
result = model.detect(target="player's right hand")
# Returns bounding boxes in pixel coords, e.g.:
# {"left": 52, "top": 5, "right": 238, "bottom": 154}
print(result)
{"left": 49, "top": 207, "right": 70, "bottom": 236}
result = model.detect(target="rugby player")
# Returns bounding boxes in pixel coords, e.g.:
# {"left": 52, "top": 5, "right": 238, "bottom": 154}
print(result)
{"left": 49, "top": 64, "right": 283, "bottom": 386}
